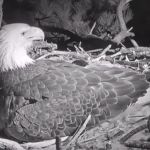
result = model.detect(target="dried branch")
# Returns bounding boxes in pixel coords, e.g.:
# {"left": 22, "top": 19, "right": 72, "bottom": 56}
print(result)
{"left": 115, "top": 47, "right": 150, "bottom": 57}
{"left": 117, "top": 0, "right": 132, "bottom": 31}
{"left": 91, "top": 45, "right": 112, "bottom": 62}
{"left": 89, "top": 22, "right": 96, "bottom": 35}
{"left": 113, "top": 0, "right": 135, "bottom": 45}
{"left": 120, "top": 124, "right": 147, "bottom": 143}
{"left": 65, "top": 114, "right": 91, "bottom": 149}
{"left": 124, "top": 140, "right": 150, "bottom": 149}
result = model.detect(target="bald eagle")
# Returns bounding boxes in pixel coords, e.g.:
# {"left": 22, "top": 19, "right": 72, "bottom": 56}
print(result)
{"left": 0, "top": 23, "right": 149, "bottom": 142}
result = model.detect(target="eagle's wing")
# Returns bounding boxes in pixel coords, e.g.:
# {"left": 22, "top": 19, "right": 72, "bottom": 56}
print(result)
{"left": 0, "top": 60, "right": 149, "bottom": 142}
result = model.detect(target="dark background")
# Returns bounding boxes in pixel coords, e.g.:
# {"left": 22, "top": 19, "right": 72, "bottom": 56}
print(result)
{"left": 130, "top": 0, "right": 150, "bottom": 46}
{"left": 2, "top": 0, "right": 150, "bottom": 47}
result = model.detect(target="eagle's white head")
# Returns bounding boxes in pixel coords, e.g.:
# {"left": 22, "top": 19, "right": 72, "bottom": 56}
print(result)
{"left": 0, "top": 23, "right": 44, "bottom": 71}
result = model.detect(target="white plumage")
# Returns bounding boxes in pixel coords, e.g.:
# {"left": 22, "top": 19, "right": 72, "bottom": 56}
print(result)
{"left": 0, "top": 23, "right": 44, "bottom": 71}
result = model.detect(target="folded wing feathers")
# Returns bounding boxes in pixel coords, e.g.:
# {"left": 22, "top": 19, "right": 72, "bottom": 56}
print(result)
{"left": 1, "top": 60, "right": 149, "bottom": 141}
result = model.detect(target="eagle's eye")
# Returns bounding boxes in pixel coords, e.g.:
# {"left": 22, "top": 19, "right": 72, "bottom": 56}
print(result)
{"left": 21, "top": 31, "right": 26, "bottom": 36}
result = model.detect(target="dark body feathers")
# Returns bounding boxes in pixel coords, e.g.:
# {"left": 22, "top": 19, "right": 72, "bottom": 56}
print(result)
{"left": 0, "top": 60, "right": 149, "bottom": 142}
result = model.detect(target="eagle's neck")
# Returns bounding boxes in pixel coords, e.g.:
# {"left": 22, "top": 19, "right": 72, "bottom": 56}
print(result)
{"left": 0, "top": 43, "right": 34, "bottom": 71}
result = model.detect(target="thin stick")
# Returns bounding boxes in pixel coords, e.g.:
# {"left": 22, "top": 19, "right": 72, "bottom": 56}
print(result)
{"left": 87, "top": 48, "right": 103, "bottom": 53}
{"left": 65, "top": 114, "right": 91, "bottom": 149}
{"left": 120, "top": 123, "right": 147, "bottom": 143}
{"left": 124, "top": 140, "right": 150, "bottom": 149}
{"left": 99, "top": 45, "right": 112, "bottom": 56}
{"left": 89, "top": 22, "right": 96, "bottom": 35}
{"left": 91, "top": 45, "right": 112, "bottom": 62}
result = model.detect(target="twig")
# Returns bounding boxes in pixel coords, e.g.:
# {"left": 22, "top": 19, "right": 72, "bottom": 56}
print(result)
{"left": 130, "top": 39, "right": 139, "bottom": 47}
{"left": 87, "top": 48, "right": 103, "bottom": 53}
{"left": 65, "top": 114, "right": 91, "bottom": 149}
{"left": 110, "top": 51, "right": 122, "bottom": 58}
{"left": 91, "top": 45, "right": 112, "bottom": 62}
{"left": 36, "top": 50, "right": 85, "bottom": 60}
{"left": 36, "top": 52, "right": 54, "bottom": 60}
{"left": 117, "top": 0, "right": 132, "bottom": 31}
{"left": 115, "top": 0, "right": 138, "bottom": 47}
{"left": 111, "top": 46, "right": 150, "bottom": 58}
{"left": 32, "top": 40, "right": 56, "bottom": 49}
{"left": 124, "top": 140, "right": 150, "bottom": 149}
{"left": 99, "top": 45, "right": 112, "bottom": 57}
{"left": 88, "top": 46, "right": 150, "bottom": 56}
{"left": 89, "top": 22, "right": 96, "bottom": 35}
{"left": 120, "top": 123, "right": 147, "bottom": 144}
{"left": 113, "top": 28, "right": 135, "bottom": 44}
